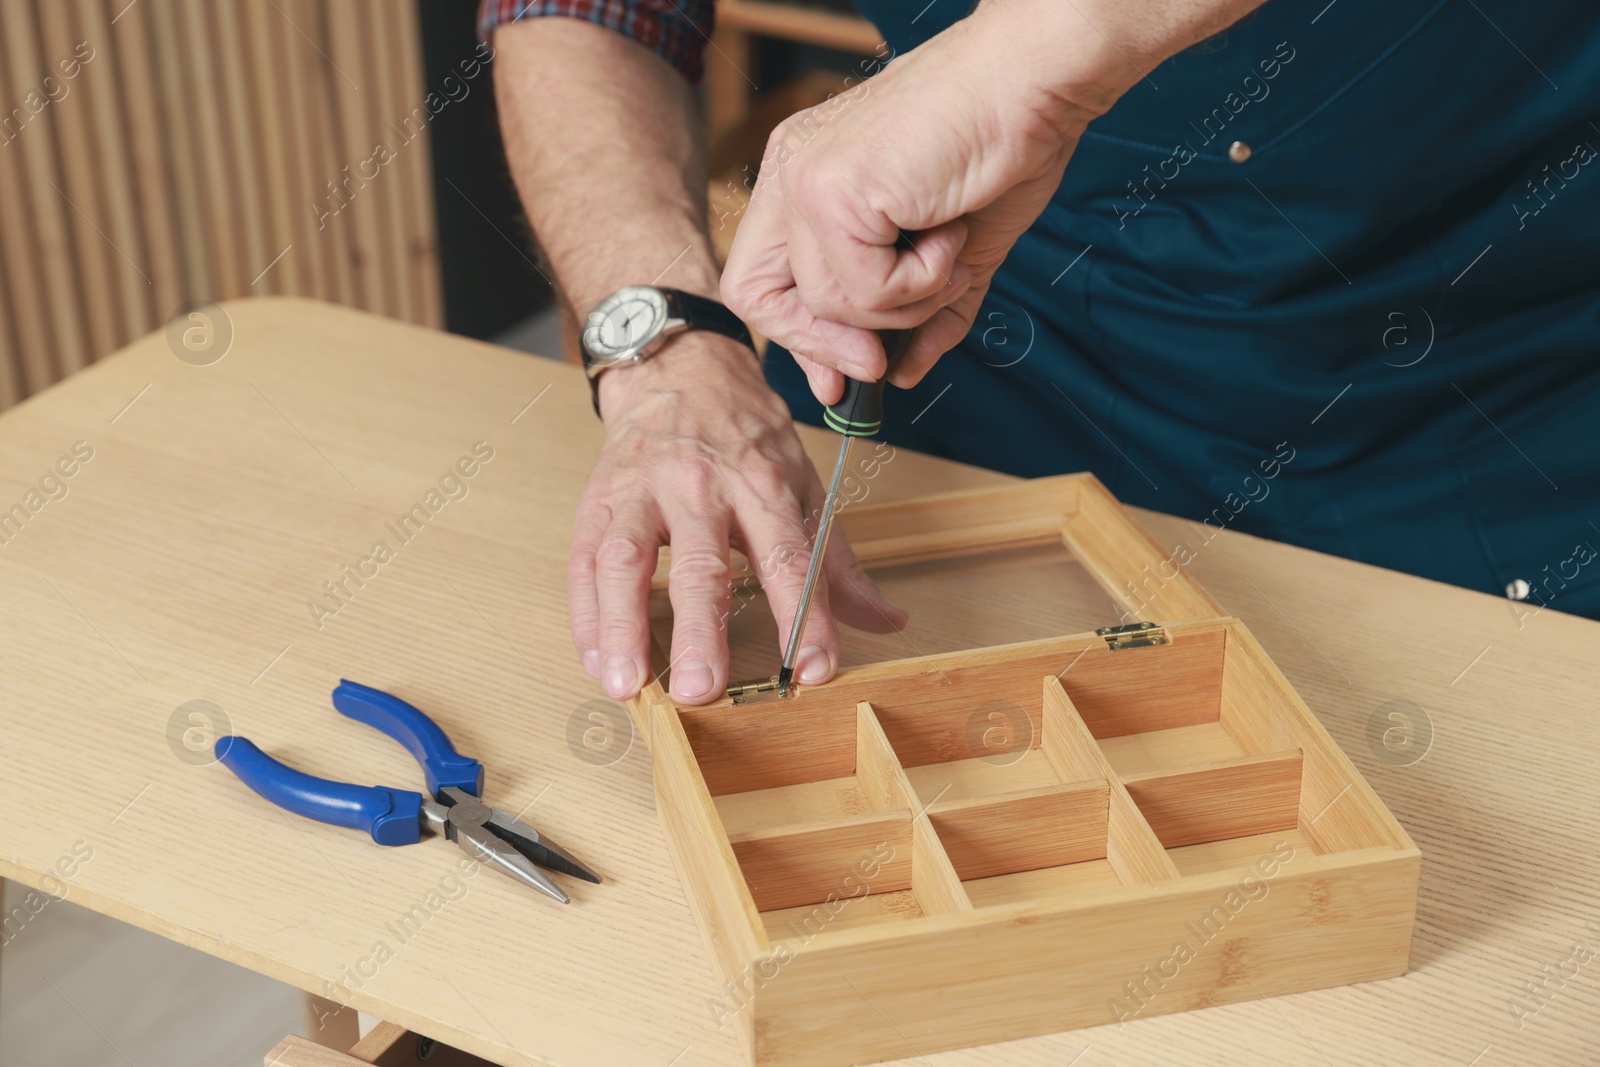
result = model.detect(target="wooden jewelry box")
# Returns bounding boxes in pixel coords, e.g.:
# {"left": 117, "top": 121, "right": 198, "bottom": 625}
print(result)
{"left": 628, "top": 473, "right": 1419, "bottom": 1067}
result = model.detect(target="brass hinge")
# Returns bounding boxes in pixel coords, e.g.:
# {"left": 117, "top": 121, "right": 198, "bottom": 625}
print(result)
{"left": 727, "top": 675, "right": 792, "bottom": 706}
{"left": 1097, "top": 621, "right": 1168, "bottom": 651}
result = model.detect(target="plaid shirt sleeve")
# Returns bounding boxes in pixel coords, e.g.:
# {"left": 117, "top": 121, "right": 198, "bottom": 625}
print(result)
{"left": 478, "top": 0, "right": 714, "bottom": 84}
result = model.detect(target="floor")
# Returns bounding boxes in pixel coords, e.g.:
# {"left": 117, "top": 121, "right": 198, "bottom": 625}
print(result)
{"left": 0, "top": 312, "right": 559, "bottom": 1067}
{"left": 0, "top": 880, "right": 308, "bottom": 1066}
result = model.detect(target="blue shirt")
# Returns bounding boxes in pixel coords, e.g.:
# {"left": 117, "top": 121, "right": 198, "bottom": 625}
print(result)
{"left": 764, "top": 0, "right": 1600, "bottom": 621}
{"left": 483, "top": 0, "right": 1600, "bottom": 620}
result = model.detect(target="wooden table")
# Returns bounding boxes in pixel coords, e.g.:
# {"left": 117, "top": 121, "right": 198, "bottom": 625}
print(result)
{"left": 0, "top": 299, "right": 1594, "bottom": 1066}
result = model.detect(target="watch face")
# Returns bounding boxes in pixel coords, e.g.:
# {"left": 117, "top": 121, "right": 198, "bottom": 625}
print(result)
{"left": 582, "top": 286, "right": 668, "bottom": 362}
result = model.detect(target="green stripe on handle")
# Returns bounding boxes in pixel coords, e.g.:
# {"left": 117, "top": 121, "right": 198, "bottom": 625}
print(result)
{"left": 822, "top": 328, "right": 913, "bottom": 439}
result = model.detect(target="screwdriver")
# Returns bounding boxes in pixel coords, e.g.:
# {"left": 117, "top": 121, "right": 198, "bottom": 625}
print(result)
{"left": 774, "top": 326, "right": 915, "bottom": 696}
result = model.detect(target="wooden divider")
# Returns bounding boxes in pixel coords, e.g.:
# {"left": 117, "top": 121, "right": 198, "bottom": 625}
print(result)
{"left": 1122, "top": 750, "right": 1302, "bottom": 848}
{"left": 1041, "top": 677, "right": 1180, "bottom": 884}
{"left": 857, "top": 702, "right": 971, "bottom": 914}
{"left": 0, "top": 0, "right": 443, "bottom": 412}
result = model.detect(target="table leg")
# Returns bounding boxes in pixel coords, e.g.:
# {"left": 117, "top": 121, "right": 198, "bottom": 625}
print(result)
{"left": 303, "top": 992, "right": 361, "bottom": 1049}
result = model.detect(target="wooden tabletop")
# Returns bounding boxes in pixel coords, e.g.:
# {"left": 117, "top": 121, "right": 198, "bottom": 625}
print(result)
{"left": 0, "top": 298, "right": 1594, "bottom": 1067}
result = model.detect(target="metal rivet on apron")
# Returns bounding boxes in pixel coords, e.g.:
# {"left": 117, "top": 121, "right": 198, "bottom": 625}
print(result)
{"left": 1505, "top": 578, "right": 1531, "bottom": 601}
{"left": 1228, "top": 140, "right": 1252, "bottom": 163}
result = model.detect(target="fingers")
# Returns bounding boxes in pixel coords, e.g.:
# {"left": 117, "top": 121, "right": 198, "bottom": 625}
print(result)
{"left": 793, "top": 351, "right": 846, "bottom": 406}
{"left": 591, "top": 501, "right": 666, "bottom": 699}
{"left": 737, "top": 495, "right": 842, "bottom": 688}
{"left": 566, "top": 498, "right": 610, "bottom": 682}
{"left": 800, "top": 211, "right": 972, "bottom": 321}
{"left": 751, "top": 289, "right": 887, "bottom": 389}
{"left": 723, "top": 141, "right": 973, "bottom": 384}
{"left": 817, "top": 495, "right": 907, "bottom": 635}
{"left": 793, "top": 461, "right": 905, "bottom": 635}
{"left": 786, "top": 211, "right": 973, "bottom": 329}
{"left": 887, "top": 291, "right": 983, "bottom": 389}
{"left": 722, "top": 175, "right": 887, "bottom": 380}
{"left": 662, "top": 513, "right": 734, "bottom": 705}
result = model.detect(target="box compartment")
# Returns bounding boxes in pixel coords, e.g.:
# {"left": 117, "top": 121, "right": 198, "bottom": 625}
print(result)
{"left": 684, "top": 700, "right": 971, "bottom": 941}
{"left": 1057, "top": 620, "right": 1398, "bottom": 872}
{"left": 728, "top": 811, "right": 912, "bottom": 913}
{"left": 1122, "top": 751, "right": 1303, "bottom": 850}
{"left": 928, "top": 783, "right": 1122, "bottom": 906}
{"left": 1062, "top": 625, "right": 1234, "bottom": 775}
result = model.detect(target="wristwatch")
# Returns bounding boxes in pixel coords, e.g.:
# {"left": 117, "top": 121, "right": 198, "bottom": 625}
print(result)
{"left": 579, "top": 286, "right": 755, "bottom": 416}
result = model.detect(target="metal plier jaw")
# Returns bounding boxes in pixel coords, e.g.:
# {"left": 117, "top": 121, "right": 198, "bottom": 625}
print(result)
{"left": 425, "top": 786, "right": 599, "bottom": 903}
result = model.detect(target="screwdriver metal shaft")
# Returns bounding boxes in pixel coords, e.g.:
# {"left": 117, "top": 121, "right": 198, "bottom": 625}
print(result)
{"left": 777, "top": 434, "right": 853, "bottom": 694}
{"left": 775, "top": 327, "right": 913, "bottom": 697}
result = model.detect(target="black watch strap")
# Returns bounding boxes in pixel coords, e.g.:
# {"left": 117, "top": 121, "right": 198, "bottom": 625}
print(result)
{"left": 663, "top": 289, "right": 755, "bottom": 352}
{"left": 587, "top": 290, "right": 755, "bottom": 418}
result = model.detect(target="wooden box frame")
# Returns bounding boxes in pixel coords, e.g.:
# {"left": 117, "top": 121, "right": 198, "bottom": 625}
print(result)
{"left": 628, "top": 474, "right": 1419, "bottom": 1067}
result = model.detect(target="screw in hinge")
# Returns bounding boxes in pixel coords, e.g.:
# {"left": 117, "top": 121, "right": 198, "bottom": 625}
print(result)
{"left": 1096, "top": 621, "right": 1168, "bottom": 651}
{"left": 726, "top": 675, "right": 793, "bottom": 705}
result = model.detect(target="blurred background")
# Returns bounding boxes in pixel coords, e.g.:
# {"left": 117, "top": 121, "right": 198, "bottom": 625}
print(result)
{"left": 0, "top": 0, "right": 876, "bottom": 412}
{"left": 0, "top": 0, "right": 879, "bottom": 1063}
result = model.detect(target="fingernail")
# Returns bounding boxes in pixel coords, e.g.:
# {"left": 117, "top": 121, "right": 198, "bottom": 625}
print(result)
{"left": 837, "top": 361, "right": 874, "bottom": 380}
{"left": 673, "top": 659, "right": 713, "bottom": 700}
{"left": 582, "top": 649, "right": 601, "bottom": 679}
{"left": 797, "top": 645, "right": 834, "bottom": 684}
{"left": 603, "top": 654, "right": 640, "bottom": 698}
{"left": 878, "top": 591, "right": 905, "bottom": 613}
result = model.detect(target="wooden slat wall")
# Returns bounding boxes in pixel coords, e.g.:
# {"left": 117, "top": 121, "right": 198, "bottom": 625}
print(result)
{"left": 0, "top": 0, "right": 441, "bottom": 411}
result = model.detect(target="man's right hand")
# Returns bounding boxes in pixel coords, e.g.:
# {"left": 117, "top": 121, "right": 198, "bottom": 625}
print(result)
{"left": 568, "top": 332, "right": 907, "bottom": 705}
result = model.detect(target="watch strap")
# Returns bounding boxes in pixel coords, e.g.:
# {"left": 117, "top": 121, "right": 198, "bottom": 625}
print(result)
{"left": 663, "top": 289, "right": 755, "bottom": 351}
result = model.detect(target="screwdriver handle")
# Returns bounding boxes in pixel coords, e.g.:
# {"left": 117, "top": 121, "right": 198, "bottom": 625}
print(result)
{"left": 822, "top": 328, "right": 914, "bottom": 437}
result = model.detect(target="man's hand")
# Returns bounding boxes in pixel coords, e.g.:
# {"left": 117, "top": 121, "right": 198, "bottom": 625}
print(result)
{"left": 493, "top": 20, "right": 904, "bottom": 703}
{"left": 720, "top": 0, "right": 1265, "bottom": 403}
{"left": 569, "top": 334, "right": 907, "bottom": 704}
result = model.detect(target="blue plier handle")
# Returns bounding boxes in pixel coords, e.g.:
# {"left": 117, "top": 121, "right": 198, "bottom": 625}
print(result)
{"left": 214, "top": 680, "right": 482, "bottom": 846}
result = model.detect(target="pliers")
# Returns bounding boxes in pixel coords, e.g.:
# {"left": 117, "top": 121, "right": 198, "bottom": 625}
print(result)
{"left": 215, "top": 680, "right": 599, "bottom": 904}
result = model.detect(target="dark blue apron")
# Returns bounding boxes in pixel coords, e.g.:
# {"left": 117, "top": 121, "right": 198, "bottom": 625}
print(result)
{"left": 764, "top": 0, "right": 1600, "bottom": 620}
